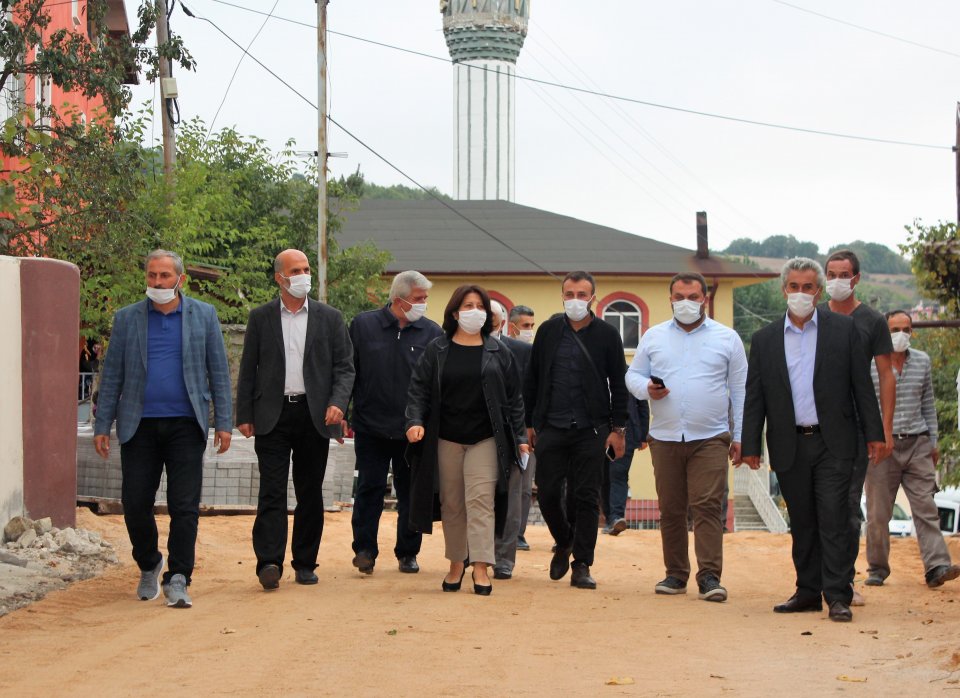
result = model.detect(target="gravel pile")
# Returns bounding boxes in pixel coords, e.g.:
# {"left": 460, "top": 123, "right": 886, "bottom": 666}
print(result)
{"left": 1, "top": 515, "right": 119, "bottom": 616}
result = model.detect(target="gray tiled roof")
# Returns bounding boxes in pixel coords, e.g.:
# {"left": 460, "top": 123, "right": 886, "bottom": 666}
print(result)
{"left": 335, "top": 199, "right": 771, "bottom": 278}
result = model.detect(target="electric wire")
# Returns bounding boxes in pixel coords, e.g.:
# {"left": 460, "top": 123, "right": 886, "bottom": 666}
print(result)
{"left": 193, "top": 0, "right": 951, "bottom": 151}
{"left": 179, "top": 3, "right": 561, "bottom": 279}
{"left": 768, "top": 0, "right": 960, "bottom": 60}
{"left": 204, "top": 0, "right": 279, "bottom": 140}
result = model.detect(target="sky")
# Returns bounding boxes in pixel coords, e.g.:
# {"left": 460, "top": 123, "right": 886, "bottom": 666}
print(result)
{"left": 130, "top": 0, "right": 960, "bottom": 257}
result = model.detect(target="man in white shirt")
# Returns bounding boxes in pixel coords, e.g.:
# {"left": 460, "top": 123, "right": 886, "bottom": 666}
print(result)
{"left": 626, "top": 272, "right": 747, "bottom": 602}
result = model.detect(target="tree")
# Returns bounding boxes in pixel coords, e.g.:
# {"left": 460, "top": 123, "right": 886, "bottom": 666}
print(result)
{"left": 901, "top": 220, "right": 960, "bottom": 315}
{"left": 131, "top": 119, "right": 391, "bottom": 325}
{"left": 824, "top": 240, "right": 911, "bottom": 274}
{"left": 335, "top": 166, "right": 448, "bottom": 201}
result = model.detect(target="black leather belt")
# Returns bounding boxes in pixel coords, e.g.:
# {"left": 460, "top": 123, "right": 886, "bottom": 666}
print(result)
{"left": 285, "top": 394, "right": 306, "bottom": 403}
{"left": 894, "top": 432, "right": 928, "bottom": 440}
{"left": 796, "top": 425, "right": 820, "bottom": 435}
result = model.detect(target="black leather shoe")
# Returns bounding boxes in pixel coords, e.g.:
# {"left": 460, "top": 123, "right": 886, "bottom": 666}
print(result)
{"left": 926, "top": 564, "right": 960, "bottom": 588}
{"left": 258, "top": 564, "right": 281, "bottom": 591}
{"left": 570, "top": 563, "right": 596, "bottom": 590}
{"left": 773, "top": 593, "right": 822, "bottom": 613}
{"left": 442, "top": 568, "right": 465, "bottom": 592}
{"left": 472, "top": 571, "right": 492, "bottom": 596}
{"left": 352, "top": 551, "right": 375, "bottom": 575}
{"left": 549, "top": 546, "right": 573, "bottom": 581}
{"left": 398, "top": 556, "right": 420, "bottom": 574}
{"left": 295, "top": 568, "right": 318, "bottom": 585}
{"left": 828, "top": 600, "right": 852, "bottom": 622}
{"left": 493, "top": 569, "right": 512, "bottom": 580}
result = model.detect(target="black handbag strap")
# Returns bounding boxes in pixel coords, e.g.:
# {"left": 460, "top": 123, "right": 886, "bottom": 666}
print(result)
{"left": 568, "top": 324, "right": 604, "bottom": 385}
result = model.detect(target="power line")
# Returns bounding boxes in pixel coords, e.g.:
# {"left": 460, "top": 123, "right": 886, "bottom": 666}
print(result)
{"left": 179, "top": 3, "right": 561, "bottom": 279}
{"left": 205, "top": 0, "right": 280, "bottom": 140}
{"left": 769, "top": 0, "right": 960, "bottom": 60}
{"left": 194, "top": 0, "right": 952, "bottom": 151}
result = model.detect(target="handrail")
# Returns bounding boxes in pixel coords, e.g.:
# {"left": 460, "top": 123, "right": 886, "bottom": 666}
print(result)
{"left": 733, "top": 465, "right": 789, "bottom": 534}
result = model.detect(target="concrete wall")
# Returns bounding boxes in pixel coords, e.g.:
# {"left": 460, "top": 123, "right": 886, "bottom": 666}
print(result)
{"left": 0, "top": 256, "right": 79, "bottom": 529}
{"left": 0, "top": 257, "right": 24, "bottom": 527}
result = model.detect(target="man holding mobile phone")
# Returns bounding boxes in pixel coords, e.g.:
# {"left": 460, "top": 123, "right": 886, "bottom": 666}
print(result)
{"left": 626, "top": 272, "right": 747, "bottom": 603}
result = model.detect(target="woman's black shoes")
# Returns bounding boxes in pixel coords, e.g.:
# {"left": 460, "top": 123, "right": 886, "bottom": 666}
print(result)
{"left": 442, "top": 568, "right": 466, "bottom": 592}
{"left": 472, "top": 571, "right": 493, "bottom": 596}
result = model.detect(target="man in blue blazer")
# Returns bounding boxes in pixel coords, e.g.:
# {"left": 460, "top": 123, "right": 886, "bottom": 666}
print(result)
{"left": 236, "top": 249, "right": 355, "bottom": 591}
{"left": 95, "top": 249, "right": 233, "bottom": 609}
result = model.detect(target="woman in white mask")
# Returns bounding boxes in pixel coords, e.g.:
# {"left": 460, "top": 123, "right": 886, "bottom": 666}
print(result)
{"left": 405, "top": 285, "right": 529, "bottom": 596}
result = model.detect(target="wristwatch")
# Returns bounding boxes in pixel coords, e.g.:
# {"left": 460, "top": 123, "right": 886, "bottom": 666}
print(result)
{"left": 612, "top": 426, "right": 627, "bottom": 435}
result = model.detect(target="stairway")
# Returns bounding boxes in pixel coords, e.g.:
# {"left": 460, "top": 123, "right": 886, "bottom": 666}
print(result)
{"left": 734, "top": 494, "right": 768, "bottom": 531}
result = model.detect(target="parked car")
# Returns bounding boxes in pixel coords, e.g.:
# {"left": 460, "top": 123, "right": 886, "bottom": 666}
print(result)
{"left": 860, "top": 496, "right": 913, "bottom": 537}
{"left": 935, "top": 488, "right": 960, "bottom": 535}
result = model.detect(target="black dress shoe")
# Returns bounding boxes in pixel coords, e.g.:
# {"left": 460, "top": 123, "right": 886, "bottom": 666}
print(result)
{"left": 472, "top": 571, "right": 492, "bottom": 596}
{"left": 493, "top": 569, "right": 512, "bottom": 580}
{"left": 773, "top": 593, "right": 822, "bottom": 613}
{"left": 549, "top": 546, "right": 572, "bottom": 581}
{"left": 828, "top": 600, "right": 852, "bottom": 622}
{"left": 258, "top": 564, "right": 281, "bottom": 591}
{"left": 442, "top": 568, "right": 465, "bottom": 592}
{"left": 352, "top": 551, "right": 375, "bottom": 575}
{"left": 295, "top": 569, "right": 318, "bottom": 585}
{"left": 398, "top": 556, "right": 420, "bottom": 574}
{"left": 570, "top": 563, "right": 596, "bottom": 590}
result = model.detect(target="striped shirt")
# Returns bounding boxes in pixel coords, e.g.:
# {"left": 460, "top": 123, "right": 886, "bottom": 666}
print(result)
{"left": 871, "top": 348, "right": 938, "bottom": 447}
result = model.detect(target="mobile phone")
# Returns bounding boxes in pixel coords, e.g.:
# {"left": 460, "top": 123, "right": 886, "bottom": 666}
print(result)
{"left": 606, "top": 445, "right": 616, "bottom": 461}
{"left": 650, "top": 375, "right": 666, "bottom": 389}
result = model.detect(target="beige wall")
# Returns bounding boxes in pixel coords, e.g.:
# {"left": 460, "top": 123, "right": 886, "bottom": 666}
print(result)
{"left": 0, "top": 257, "right": 23, "bottom": 525}
{"left": 419, "top": 272, "right": 759, "bottom": 500}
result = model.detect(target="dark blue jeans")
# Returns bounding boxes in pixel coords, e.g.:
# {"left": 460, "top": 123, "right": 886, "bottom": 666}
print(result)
{"left": 602, "top": 451, "right": 632, "bottom": 522}
{"left": 351, "top": 432, "right": 421, "bottom": 560}
{"left": 120, "top": 416, "right": 206, "bottom": 585}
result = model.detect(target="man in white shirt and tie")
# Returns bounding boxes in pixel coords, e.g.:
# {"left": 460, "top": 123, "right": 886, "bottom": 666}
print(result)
{"left": 626, "top": 272, "right": 747, "bottom": 603}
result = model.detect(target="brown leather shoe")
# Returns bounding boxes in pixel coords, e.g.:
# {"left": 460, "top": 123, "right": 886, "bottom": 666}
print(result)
{"left": 773, "top": 593, "right": 822, "bottom": 613}
{"left": 828, "top": 600, "right": 852, "bottom": 622}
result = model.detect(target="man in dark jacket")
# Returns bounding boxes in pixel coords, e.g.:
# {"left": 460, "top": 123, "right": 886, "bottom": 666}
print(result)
{"left": 347, "top": 271, "right": 442, "bottom": 575}
{"left": 524, "top": 271, "right": 629, "bottom": 590}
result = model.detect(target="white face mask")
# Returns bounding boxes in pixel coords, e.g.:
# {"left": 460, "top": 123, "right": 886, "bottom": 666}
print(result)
{"left": 402, "top": 301, "right": 427, "bottom": 322}
{"left": 826, "top": 278, "right": 854, "bottom": 302}
{"left": 563, "top": 297, "right": 592, "bottom": 322}
{"left": 518, "top": 329, "right": 535, "bottom": 344}
{"left": 786, "top": 292, "right": 816, "bottom": 318}
{"left": 890, "top": 331, "right": 911, "bottom": 353}
{"left": 672, "top": 299, "right": 703, "bottom": 325}
{"left": 145, "top": 284, "right": 178, "bottom": 304}
{"left": 283, "top": 273, "right": 312, "bottom": 299}
{"left": 457, "top": 308, "right": 486, "bottom": 334}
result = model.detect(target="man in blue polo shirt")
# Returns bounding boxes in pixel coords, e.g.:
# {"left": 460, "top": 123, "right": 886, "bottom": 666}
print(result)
{"left": 95, "top": 249, "right": 232, "bottom": 609}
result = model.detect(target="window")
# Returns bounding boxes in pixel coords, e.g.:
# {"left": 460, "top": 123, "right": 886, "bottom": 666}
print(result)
{"left": 603, "top": 300, "right": 642, "bottom": 350}
{"left": 72, "top": 0, "right": 81, "bottom": 26}
{"left": 33, "top": 72, "right": 51, "bottom": 128}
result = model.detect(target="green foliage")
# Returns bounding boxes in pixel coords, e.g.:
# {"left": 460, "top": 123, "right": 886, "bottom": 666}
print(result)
{"left": 724, "top": 234, "right": 819, "bottom": 259}
{"left": 133, "top": 119, "right": 392, "bottom": 325}
{"left": 733, "top": 277, "right": 783, "bottom": 353}
{"left": 334, "top": 166, "right": 448, "bottom": 201}
{"left": 912, "top": 328, "right": 960, "bottom": 484}
{"left": 901, "top": 220, "right": 960, "bottom": 315}
{"left": 853, "top": 282, "right": 915, "bottom": 313}
{"left": 824, "top": 240, "right": 911, "bottom": 274}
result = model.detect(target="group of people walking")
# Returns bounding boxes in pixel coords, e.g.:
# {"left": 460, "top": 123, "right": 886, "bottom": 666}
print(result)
{"left": 93, "top": 247, "right": 957, "bottom": 620}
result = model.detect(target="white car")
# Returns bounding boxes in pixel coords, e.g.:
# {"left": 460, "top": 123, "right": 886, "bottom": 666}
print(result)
{"left": 935, "top": 488, "right": 960, "bottom": 535}
{"left": 860, "top": 496, "right": 913, "bottom": 537}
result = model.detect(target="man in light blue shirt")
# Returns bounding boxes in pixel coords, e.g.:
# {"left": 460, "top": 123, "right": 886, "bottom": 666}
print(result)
{"left": 627, "top": 272, "right": 747, "bottom": 603}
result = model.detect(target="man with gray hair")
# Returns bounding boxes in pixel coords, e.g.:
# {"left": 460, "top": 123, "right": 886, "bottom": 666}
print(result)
{"left": 346, "top": 270, "right": 443, "bottom": 575}
{"left": 95, "top": 249, "right": 233, "bottom": 608}
{"left": 742, "top": 257, "right": 883, "bottom": 622}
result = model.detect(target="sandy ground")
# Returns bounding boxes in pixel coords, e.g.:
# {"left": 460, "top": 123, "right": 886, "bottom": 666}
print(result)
{"left": 2, "top": 509, "right": 960, "bottom": 697}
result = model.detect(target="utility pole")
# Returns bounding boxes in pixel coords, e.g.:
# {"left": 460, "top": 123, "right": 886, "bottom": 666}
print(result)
{"left": 316, "top": 0, "right": 329, "bottom": 302}
{"left": 954, "top": 102, "right": 959, "bottom": 224}
{"left": 157, "top": 0, "right": 176, "bottom": 185}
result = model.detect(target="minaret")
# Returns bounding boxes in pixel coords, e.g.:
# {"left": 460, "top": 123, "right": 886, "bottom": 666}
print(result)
{"left": 441, "top": 0, "right": 529, "bottom": 201}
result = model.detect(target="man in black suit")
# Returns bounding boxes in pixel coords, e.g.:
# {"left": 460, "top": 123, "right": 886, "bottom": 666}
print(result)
{"left": 742, "top": 257, "right": 883, "bottom": 622}
{"left": 236, "top": 249, "right": 355, "bottom": 590}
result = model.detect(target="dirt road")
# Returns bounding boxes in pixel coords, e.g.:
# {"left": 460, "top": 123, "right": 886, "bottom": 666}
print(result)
{"left": 2, "top": 509, "right": 959, "bottom": 696}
